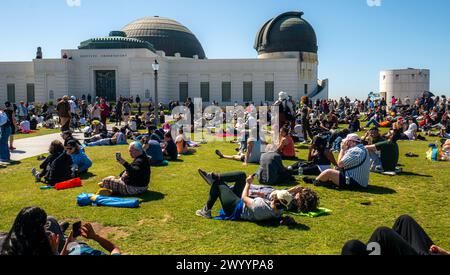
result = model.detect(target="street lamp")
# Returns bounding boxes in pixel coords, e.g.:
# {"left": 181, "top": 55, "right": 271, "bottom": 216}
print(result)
{"left": 152, "top": 59, "right": 160, "bottom": 126}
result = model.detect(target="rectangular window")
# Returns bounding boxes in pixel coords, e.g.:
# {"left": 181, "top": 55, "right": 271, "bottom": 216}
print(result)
{"left": 27, "top": 84, "right": 35, "bottom": 102}
{"left": 200, "top": 82, "right": 210, "bottom": 102}
{"left": 179, "top": 82, "right": 188, "bottom": 102}
{"left": 222, "top": 82, "right": 231, "bottom": 102}
{"left": 7, "top": 84, "right": 15, "bottom": 103}
{"left": 243, "top": 82, "right": 252, "bottom": 102}
{"left": 265, "top": 81, "right": 274, "bottom": 102}
{"left": 304, "top": 84, "right": 308, "bottom": 95}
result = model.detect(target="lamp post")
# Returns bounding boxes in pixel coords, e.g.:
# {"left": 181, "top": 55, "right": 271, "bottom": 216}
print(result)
{"left": 152, "top": 59, "right": 160, "bottom": 126}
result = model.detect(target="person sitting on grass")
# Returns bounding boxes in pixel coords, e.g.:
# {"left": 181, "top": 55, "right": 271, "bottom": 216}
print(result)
{"left": 61, "top": 130, "right": 81, "bottom": 147}
{"left": 361, "top": 127, "right": 385, "bottom": 146}
{"left": 342, "top": 215, "right": 449, "bottom": 256}
{"left": 31, "top": 140, "right": 73, "bottom": 185}
{"left": 141, "top": 136, "right": 164, "bottom": 166}
{"left": 365, "top": 129, "right": 401, "bottom": 173}
{"left": 288, "top": 135, "right": 337, "bottom": 176}
{"left": 162, "top": 132, "right": 178, "bottom": 161}
{"left": 66, "top": 140, "right": 92, "bottom": 176}
{"left": 98, "top": 142, "right": 150, "bottom": 196}
{"left": 302, "top": 134, "right": 370, "bottom": 190}
{"left": 85, "top": 127, "right": 127, "bottom": 147}
{"left": 256, "top": 150, "right": 296, "bottom": 186}
{"left": 215, "top": 127, "right": 262, "bottom": 165}
{"left": 0, "top": 207, "right": 122, "bottom": 256}
{"left": 175, "top": 128, "right": 195, "bottom": 155}
{"left": 195, "top": 170, "right": 294, "bottom": 225}
{"left": 276, "top": 126, "right": 296, "bottom": 159}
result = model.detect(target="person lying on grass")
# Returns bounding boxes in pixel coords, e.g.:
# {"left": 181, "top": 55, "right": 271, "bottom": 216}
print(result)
{"left": 31, "top": 140, "right": 73, "bottom": 185}
{"left": 0, "top": 207, "right": 121, "bottom": 256}
{"left": 342, "top": 215, "right": 449, "bottom": 256}
{"left": 215, "top": 126, "right": 262, "bottom": 166}
{"left": 195, "top": 169, "right": 295, "bottom": 225}
{"left": 302, "top": 134, "right": 370, "bottom": 190}
{"left": 98, "top": 142, "right": 150, "bottom": 196}
{"left": 85, "top": 127, "right": 127, "bottom": 147}
{"left": 249, "top": 185, "right": 319, "bottom": 214}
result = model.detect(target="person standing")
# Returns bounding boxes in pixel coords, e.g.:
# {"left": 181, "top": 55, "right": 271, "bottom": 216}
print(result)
{"left": 99, "top": 99, "right": 110, "bottom": 126}
{"left": 16, "top": 101, "right": 28, "bottom": 122}
{"left": 4, "top": 102, "right": 17, "bottom": 151}
{"left": 0, "top": 108, "right": 12, "bottom": 163}
{"left": 115, "top": 99, "right": 123, "bottom": 126}
{"left": 56, "top": 96, "right": 72, "bottom": 132}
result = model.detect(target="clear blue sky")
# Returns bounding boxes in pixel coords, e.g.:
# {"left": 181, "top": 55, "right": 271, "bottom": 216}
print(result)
{"left": 1, "top": 0, "right": 449, "bottom": 98}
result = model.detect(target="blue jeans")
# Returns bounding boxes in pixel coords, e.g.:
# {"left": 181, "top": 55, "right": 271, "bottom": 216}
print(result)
{"left": 0, "top": 126, "right": 11, "bottom": 161}
{"left": 365, "top": 119, "right": 380, "bottom": 128}
{"left": 87, "top": 138, "right": 112, "bottom": 147}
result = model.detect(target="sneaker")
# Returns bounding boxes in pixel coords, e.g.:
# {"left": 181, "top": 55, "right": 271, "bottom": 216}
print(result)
{"left": 198, "top": 169, "right": 216, "bottom": 186}
{"left": 215, "top": 150, "right": 224, "bottom": 159}
{"left": 31, "top": 168, "right": 41, "bottom": 182}
{"left": 195, "top": 207, "right": 212, "bottom": 219}
{"left": 302, "top": 177, "right": 315, "bottom": 184}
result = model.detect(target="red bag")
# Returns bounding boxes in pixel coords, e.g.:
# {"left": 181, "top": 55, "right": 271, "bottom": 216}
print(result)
{"left": 54, "top": 178, "right": 82, "bottom": 191}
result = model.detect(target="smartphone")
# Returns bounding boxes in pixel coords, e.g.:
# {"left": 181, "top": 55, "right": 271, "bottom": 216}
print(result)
{"left": 72, "top": 221, "right": 82, "bottom": 238}
{"left": 115, "top": 152, "right": 122, "bottom": 159}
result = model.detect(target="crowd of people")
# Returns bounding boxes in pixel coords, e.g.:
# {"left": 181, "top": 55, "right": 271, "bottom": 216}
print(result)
{"left": 0, "top": 91, "right": 449, "bottom": 256}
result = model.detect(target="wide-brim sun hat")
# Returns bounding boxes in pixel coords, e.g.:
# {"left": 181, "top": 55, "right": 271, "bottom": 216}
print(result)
{"left": 278, "top": 91, "right": 288, "bottom": 101}
{"left": 276, "top": 190, "right": 293, "bottom": 208}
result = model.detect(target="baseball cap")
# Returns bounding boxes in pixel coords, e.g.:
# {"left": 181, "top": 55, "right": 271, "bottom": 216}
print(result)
{"left": 276, "top": 190, "right": 293, "bottom": 208}
{"left": 343, "top": 134, "right": 361, "bottom": 143}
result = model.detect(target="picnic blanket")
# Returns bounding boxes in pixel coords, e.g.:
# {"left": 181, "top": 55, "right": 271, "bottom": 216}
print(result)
{"left": 287, "top": 207, "right": 331, "bottom": 218}
{"left": 77, "top": 193, "right": 140, "bottom": 208}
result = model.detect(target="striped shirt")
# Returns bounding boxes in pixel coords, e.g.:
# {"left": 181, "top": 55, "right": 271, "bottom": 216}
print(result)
{"left": 341, "top": 144, "right": 370, "bottom": 187}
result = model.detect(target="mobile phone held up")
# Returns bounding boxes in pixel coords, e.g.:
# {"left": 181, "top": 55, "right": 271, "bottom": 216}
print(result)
{"left": 115, "top": 152, "right": 122, "bottom": 160}
{"left": 72, "top": 221, "right": 82, "bottom": 238}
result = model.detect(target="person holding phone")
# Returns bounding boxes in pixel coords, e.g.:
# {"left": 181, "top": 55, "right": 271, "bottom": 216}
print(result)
{"left": 98, "top": 142, "right": 151, "bottom": 196}
{"left": 195, "top": 170, "right": 293, "bottom": 225}
{"left": 60, "top": 222, "right": 121, "bottom": 256}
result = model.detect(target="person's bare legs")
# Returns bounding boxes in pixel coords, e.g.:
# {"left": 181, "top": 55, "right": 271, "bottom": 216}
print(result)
{"left": 303, "top": 169, "right": 340, "bottom": 187}
{"left": 316, "top": 169, "right": 341, "bottom": 186}
{"left": 9, "top": 135, "right": 14, "bottom": 149}
{"left": 221, "top": 154, "right": 243, "bottom": 161}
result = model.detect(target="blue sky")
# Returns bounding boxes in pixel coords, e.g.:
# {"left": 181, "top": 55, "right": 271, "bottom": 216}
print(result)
{"left": 1, "top": 0, "right": 449, "bottom": 98}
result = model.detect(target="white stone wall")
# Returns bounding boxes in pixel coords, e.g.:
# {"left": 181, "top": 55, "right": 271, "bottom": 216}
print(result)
{"left": 380, "top": 69, "right": 430, "bottom": 105}
{"left": 0, "top": 47, "right": 326, "bottom": 105}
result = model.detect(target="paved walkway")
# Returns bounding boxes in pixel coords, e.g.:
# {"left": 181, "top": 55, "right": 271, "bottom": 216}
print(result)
{"left": 10, "top": 132, "right": 84, "bottom": 161}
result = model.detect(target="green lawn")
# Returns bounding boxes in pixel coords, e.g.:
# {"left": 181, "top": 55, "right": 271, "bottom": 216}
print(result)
{"left": 13, "top": 128, "right": 60, "bottom": 140}
{"left": 0, "top": 133, "right": 449, "bottom": 255}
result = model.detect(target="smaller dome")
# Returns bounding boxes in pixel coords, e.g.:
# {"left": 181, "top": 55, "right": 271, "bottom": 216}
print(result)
{"left": 78, "top": 31, "right": 156, "bottom": 51}
{"left": 255, "top": 11, "right": 318, "bottom": 56}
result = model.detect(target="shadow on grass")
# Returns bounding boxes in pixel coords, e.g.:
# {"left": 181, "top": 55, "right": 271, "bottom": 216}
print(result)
{"left": 314, "top": 182, "right": 396, "bottom": 195}
{"left": 1, "top": 160, "right": 22, "bottom": 167}
{"left": 79, "top": 172, "right": 96, "bottom": 180}
{"left": 255, "top": 221, "right": 310, "bottom": 231}
{"left": 398, "top": 171, "right": 432, "bottom": 178}
{"left": 295, "top": 145, "right": 310, "bottom": 150}
{"left": 134, "top": 191, "right": 165, "bottom": 203}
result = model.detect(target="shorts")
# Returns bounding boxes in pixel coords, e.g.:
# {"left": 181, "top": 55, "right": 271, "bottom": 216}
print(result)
{"left": 339, "top": 171, "right": 362, "bottom": 190}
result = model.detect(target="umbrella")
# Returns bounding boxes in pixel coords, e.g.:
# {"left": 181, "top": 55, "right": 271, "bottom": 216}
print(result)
{"left": 423, "top": 91, "right": 435, "bottom": 98}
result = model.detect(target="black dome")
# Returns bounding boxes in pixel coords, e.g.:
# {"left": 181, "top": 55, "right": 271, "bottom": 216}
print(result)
{"left": 254, "top": 11, "right": 318, "bottom": 55}
{"left": 122, "top": 16, "right": 206, "bottom": 59}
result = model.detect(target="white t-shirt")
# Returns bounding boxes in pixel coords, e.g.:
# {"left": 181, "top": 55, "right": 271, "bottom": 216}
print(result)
{"left": 404, "top": 123, "right": 417, "bottom": 140}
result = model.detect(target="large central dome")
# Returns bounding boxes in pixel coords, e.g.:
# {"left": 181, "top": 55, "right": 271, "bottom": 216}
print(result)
{"left": 122, "top": 16, "right": 206, "bottom": 59}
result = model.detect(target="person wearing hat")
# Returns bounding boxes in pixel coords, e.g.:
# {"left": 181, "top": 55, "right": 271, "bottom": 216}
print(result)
{"left": 56, "top": 96, "right": 72, "bottom": 132}
{"left": 303, "top": 133, "right": 371, "bottom": 189}
{"left": 98, "top": 142, "right": 150, "bottom": 196}
{"left": 274, "top": 91, "right": 295, "bottom": 129}
{"left": 196, "top": 170, "right": 292, "bottom": 223}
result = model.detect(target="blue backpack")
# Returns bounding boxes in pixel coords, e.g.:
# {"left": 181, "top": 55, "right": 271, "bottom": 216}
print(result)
{"left": 0, "top": 111, "right": 9, "bottom": 127}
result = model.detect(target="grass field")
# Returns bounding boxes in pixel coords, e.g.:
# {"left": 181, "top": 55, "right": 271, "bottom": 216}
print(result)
{"left": 13, "top": 128, "right": 60, "bottom": 140}
{"left": 0, "top": 132, "right": 449, "bottom": 255}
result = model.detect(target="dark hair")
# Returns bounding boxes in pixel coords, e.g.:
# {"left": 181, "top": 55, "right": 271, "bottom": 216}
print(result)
{"left": 312, "top": 135, "right": 328, "bottom": 151}
{"left": 273, "top": 199, "right": 288, "bottom": 211}
{"left": 66, "top": 140, "right": 80, "bottom": 150}
{"left": 5, "top": 101, "right": 11, "bottom": 108}
{"left": 0, "top": 207, "right": 53, "bottom": 256}
{"left": 164, "top": 132, "right": 173, "bottom": 139}
{"left": 296, "top": 188, "right": 320, "bottom": 213}
{"left": 49, "top": 140, "right": 64, "bottom": 155}
{"left": 390, "top": 129, "right": 402, "bottom": 142}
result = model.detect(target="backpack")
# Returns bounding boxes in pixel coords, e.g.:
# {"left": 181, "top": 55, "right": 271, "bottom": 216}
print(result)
{"left": 0, "top": 111, "right": 9, "bottom": 127}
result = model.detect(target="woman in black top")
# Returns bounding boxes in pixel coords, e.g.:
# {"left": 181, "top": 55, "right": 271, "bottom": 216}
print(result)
{"left": 32, "top": 140, "right": 73, "bottom": 185}
{"left": 288, "top": 135, "right": 337, "bottom": 176}
{"left": 4, "top": 102, "right": 17, "bottom": 150}
{"left": 162, "top": 132, "right": 178, "bottom": 161}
